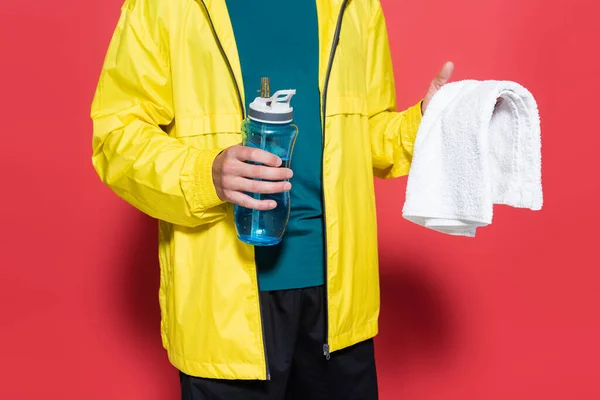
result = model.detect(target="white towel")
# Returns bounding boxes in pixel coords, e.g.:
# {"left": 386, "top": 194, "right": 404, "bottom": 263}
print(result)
{"left": 402, "top": 80, "right": 542, "bottom": 237}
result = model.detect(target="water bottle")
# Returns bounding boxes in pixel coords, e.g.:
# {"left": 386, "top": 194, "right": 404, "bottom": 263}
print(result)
{"left": 234, "top": 79, "right": 298, "bottom": 246}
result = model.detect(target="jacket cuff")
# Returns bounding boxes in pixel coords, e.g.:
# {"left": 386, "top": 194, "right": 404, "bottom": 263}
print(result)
{"left": 180, "top": 148, "right": 226, "bottom": 213}
{"left": 399, "top": 101, "right": 423, "bottom": 156}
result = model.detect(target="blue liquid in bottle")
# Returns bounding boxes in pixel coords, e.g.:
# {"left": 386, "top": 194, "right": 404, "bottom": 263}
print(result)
{"left": 234, "top": 88, "right": 298, "bottom": 246}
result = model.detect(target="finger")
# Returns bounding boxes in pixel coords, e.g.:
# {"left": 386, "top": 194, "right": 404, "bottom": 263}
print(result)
{"left": 433, "top": 61, "right": 455, "bottom": 88}
{"left": 227, "top": 191, "right": 277, "bottom": 211}
{"left": 233, "top": 146, "right": 282, "bottom": 167}
{"left": 228, "top": 177, "right": 291, "bottom": 194}
{"left": 235, "top": 160, "right": 293, "bottom": 181}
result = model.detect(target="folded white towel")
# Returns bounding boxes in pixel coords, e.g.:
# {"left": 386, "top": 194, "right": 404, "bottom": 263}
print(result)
{"left": 402, "top": 80, "right": 543, "bottom": 237}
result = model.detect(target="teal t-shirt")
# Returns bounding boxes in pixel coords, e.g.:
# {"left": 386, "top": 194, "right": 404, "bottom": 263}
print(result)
{"left": 226, "top": 0, "right": 325, "bottom": 291}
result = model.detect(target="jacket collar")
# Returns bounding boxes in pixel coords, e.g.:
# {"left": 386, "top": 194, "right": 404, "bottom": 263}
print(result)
{"left": 200, "top": 0, "right": 347, "bottom": 97}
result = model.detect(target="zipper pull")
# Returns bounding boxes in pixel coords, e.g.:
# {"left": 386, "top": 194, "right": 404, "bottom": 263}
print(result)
{"left": 323, "top": 344, "right": 331, "bottom": 360}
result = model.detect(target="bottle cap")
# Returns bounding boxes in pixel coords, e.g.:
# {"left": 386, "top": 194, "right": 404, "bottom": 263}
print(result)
{"left": 249, "top": 89, "right": 296, "bottom": 124}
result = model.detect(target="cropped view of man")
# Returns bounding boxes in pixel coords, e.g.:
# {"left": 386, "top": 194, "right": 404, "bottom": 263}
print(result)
{"left": 91, "top": 0, "right": 453, "bottom": 398}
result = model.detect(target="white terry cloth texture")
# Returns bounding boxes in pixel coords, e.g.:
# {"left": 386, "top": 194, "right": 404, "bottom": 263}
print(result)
{"left": 402, "top": 80, "right": 542, "bottom": 237}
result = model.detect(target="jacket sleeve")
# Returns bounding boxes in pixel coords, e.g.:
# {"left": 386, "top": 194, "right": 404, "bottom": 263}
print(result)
{"left": 367, "top": 1, "right": 423, "bottom": 179}
{"left": 91, "top": 4, "right": 227, "bottom": 227}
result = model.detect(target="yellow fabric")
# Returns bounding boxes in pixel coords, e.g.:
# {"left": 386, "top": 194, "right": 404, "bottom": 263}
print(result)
{"left": 91, "top": 0, "right": 422, "bottom": 380}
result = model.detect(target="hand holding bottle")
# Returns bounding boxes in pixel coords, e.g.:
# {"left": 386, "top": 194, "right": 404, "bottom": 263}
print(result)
{"left": 212, "top": 144, "right": 293, "bottom": 210}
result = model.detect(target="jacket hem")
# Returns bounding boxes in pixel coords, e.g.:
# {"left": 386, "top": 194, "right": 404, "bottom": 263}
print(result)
{"left": 329, "top": 319, "right": 379, "bottom": 353}
{"left": 167, "top": 347, "right": 267, "bottom": 381}
{"left": 162, "top": 319, "right": 378, "bottom": 379}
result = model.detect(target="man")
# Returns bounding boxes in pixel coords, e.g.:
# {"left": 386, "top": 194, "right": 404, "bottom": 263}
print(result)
{"left": 91, "top": 0, "right": 453, "bottom": 398}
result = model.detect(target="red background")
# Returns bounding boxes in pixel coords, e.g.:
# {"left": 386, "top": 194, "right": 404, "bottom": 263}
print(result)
{"left": 1, "top": 0, "right": 598, "bottom": 398}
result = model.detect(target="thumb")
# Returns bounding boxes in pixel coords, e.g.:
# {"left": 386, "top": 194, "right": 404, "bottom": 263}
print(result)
{"left": 433, "top": 61, "right": 455, "bottom": 89}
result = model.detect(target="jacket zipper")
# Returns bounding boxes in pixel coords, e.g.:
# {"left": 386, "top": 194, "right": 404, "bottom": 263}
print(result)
{"left": 321, "top": 0, "right": 351, "bottom": 361}
{"left": 198, "top": 0, "right": 270, "bottom": 380}
{"left": 199, "top": 0, "right": 350, "bottom": 375}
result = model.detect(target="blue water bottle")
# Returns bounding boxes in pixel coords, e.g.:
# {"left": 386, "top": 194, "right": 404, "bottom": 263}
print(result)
{"left": 234, "top": 79, "right": 298, "bottom": 246}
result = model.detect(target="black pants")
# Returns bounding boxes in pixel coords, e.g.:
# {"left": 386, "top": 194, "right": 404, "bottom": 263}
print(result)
{"left": 180, "top": 285, "right": 378, "bottom": 399}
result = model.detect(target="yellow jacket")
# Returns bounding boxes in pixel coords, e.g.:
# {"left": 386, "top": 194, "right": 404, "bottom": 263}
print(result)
{"left": 91, "top": 0, "right": 422, "bottom": 380}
